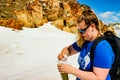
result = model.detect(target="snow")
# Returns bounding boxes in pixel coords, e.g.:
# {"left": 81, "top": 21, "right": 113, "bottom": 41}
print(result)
{"left": 113, "top": 25, "right": 120, "bottom": 37}
{"left": 0, "top": 22, "right": 79, "bottom": 80}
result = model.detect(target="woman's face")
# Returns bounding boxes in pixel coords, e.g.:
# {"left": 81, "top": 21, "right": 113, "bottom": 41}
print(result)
{"left": 77, "top": 21, "right": 93, "bottom": 41}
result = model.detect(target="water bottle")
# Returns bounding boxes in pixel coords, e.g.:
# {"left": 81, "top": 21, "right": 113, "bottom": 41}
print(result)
{"left": 59, "top": 54, "right": 69, "bottom": 80}
{"left": 61, "top": 73, "right": 69, "bottom": 80}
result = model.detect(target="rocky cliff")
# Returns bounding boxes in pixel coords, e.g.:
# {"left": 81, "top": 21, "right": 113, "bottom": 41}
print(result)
{"left": 0, "top": 0, "right": 114, "bottom": 33}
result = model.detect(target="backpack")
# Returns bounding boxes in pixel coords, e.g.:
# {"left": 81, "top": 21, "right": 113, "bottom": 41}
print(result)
{"left": 90, "top": 31, "right": 120, "bottom": 80}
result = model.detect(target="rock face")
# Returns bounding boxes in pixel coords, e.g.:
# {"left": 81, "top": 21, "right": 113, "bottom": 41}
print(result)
{"left": 0, "top": 0, "right": 114, "bottom": 33}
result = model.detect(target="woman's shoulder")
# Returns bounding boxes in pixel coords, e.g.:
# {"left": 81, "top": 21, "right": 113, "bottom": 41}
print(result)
{"left": 96, "top": 40, "right": 111, "bottom": 48}
{"left": 95, "top": 40, "right": 114, "bottom": 56}
{"left": 93, "top": 39, "right": 115, "bottom": 68}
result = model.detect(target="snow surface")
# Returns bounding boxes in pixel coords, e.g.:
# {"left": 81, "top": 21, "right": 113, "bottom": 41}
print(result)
{"left": 113, "top": 25, "right": 120, "bottom": 37}
{"left": 0, "top": 22, "right": 79, "bottom": 80}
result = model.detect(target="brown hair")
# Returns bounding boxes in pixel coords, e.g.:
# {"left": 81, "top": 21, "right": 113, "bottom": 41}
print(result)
{"left": 77, "top": 9, "right": 99, "bottom": 30}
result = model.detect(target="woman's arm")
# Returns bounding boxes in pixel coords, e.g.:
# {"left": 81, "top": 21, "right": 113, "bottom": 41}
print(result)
{"left": 68, "top": 45, "right": 78, "bottom": 56}
{"left": 72, "top": 66, "right": 109, "bottom": 80}
{"left": 57, "top": 45, "right": 78, "bottom": 60}
{"left": 58, "top": 64, "right": 109, "bottom": 80}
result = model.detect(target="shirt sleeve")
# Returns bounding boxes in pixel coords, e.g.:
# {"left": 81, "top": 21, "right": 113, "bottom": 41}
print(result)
{"left": 93, "top": 40, "right": 115, "bottom": 68}
{"left": 72, "top": 42, "right": 82, "bottom": 52}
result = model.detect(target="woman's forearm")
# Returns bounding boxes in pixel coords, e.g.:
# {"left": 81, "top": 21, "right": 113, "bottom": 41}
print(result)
{"left": 71, "top": 68, "right": 97, "bottom": 80}
{"left": 67, "top": 45, "right": 78, "bottom": 56}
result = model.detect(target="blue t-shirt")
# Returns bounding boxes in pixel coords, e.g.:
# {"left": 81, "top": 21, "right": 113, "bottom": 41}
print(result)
{"left": 72, "top": 40, "right": 115, "bottom": 80}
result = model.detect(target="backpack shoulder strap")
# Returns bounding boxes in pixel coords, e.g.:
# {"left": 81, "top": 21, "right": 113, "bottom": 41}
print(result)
{"left": 90, "top": 35, "right": 105, "bottom": 70}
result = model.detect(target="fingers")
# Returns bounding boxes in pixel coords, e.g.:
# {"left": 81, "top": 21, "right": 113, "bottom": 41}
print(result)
{"left": 57, "top": 64, "right": 65, "bottom": 73}
{"left": 57, "top": 53, "right": 65, "bottom": 60}
{"left": 58, "top": 54, "right": 68, "bottom": 61}
{"left": 57, "top": 47, "right": 69, "bottom": 60}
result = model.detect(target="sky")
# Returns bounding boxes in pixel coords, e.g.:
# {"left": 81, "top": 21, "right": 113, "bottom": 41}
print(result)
{"left": 77, "top": 0, "right": 120, "bottom": 25}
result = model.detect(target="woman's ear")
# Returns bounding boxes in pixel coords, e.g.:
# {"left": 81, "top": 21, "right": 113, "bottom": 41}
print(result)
{"left": 91, "top": 23, "right": 95, "bottom": 28}
{"left": 91, "top": 23, "right": 96, "bottom": 32}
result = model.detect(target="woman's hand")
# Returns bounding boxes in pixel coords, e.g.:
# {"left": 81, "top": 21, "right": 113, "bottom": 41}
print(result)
{"left": 57, "top": 63, "right": 75, "bottom": 74}
{"left": 57, "top": 47, "right": 69, "bottom": 60}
